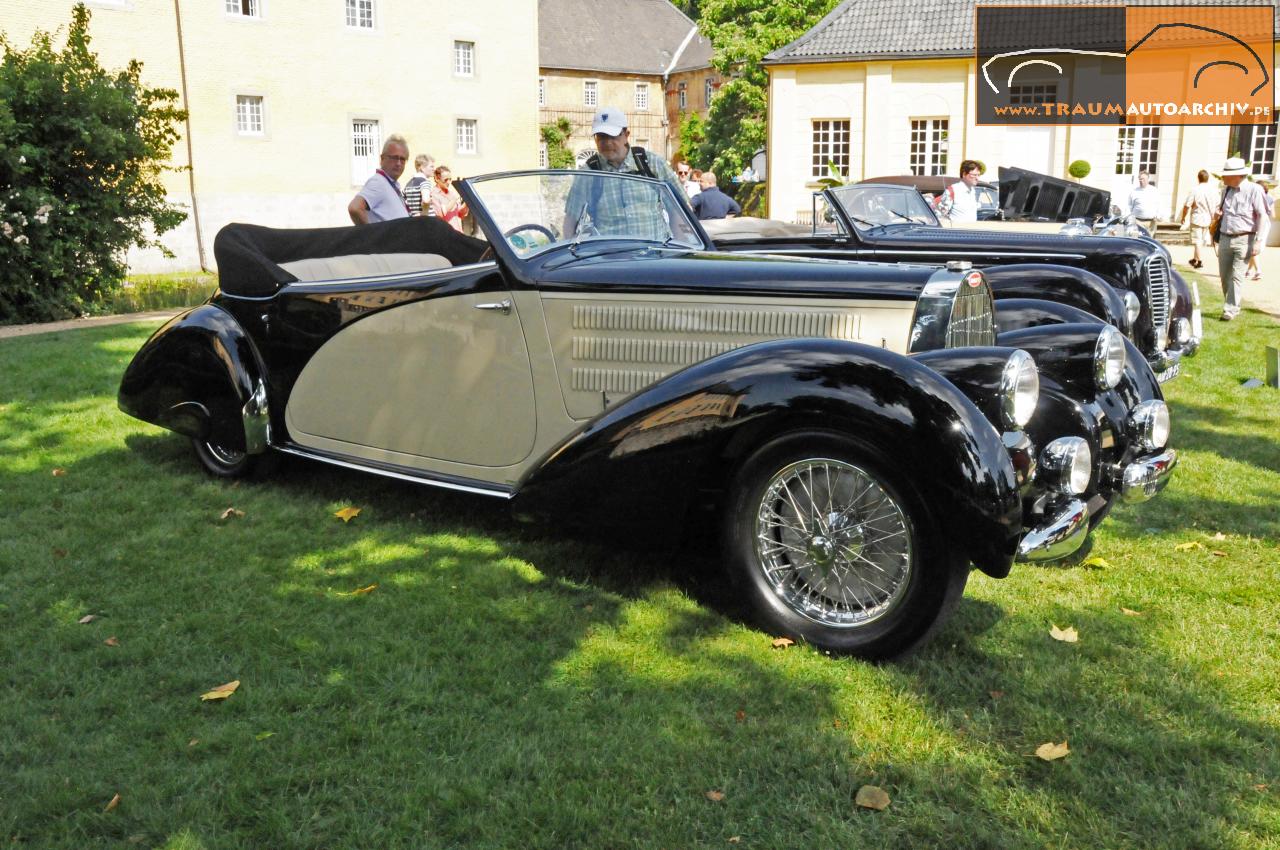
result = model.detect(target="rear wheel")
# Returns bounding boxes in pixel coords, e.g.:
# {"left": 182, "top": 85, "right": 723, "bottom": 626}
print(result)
{"left": 192, "top": 437, "right": 262, "bottom": 479}
{"left": 723, "top": 431, "right": 967, "bottom": 659}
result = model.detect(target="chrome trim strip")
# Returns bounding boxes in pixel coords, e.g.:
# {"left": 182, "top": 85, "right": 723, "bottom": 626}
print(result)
{"left": 1016, "top": 498, "right": 1090, "bottom": 562}
{"left": 283, "top": 260, "right": 501, "bottom": 292}
{"left": 732, "top": 247, "right": 1089, "bottom": 261}
{"left": 273, "top": 445, "right": 515, "bottom": 499}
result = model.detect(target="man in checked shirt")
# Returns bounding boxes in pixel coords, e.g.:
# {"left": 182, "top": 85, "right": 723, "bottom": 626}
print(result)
{"left": 1213, "top": 156, "right": 1270, "bottom": 321}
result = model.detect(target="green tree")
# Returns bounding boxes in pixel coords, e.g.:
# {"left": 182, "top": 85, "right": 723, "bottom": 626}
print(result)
{"left": 539, "top": 117, "right": 576, "bottom": 169}
{"left": 695, "top": 0, "right": 840, "bottom": 177}
{"left": 676, "top": 110, "right": 706, "bottom": 166}
{"left": 0, "top": 4, "right": 187, "bottom": 323}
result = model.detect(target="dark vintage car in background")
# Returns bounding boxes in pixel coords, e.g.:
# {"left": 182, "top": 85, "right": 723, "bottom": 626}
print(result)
{"left": 861, "top": 174, "right": 1003, "bottom": 220}
{"left": 118, "top": 170, "right": 1176, "bottom": 659}
{"left": 707, "top": 182, "right": 1201, "bottom": 383}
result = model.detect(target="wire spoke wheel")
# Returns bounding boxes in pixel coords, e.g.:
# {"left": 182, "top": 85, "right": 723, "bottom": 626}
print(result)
{"left": 203, "top": 441, "right": 246, "bottom": 467}
{"left": 753, "top": 458, "right": 913, "bottom": 629}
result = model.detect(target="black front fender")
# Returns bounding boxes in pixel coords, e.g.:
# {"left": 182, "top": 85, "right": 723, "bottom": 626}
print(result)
{"left": 985, "top": 264, "right": 1129, "bottom": 331}
{"left": 515, "top": 339, "right": 1023, "bottom": 577}
{"left": 118, "top": 304, "right": 268, "bottom": 452}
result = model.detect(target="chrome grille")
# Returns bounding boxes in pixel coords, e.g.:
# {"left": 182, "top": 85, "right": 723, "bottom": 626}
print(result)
{"left": 945, "top": 275, "right": 996, "bottom": 348}
{"left": 1144, "top": 255, "right": 1171, "bottom": 334}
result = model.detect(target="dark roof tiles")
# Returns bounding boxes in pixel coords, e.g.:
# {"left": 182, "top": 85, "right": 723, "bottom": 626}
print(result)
{"left": 540, "top": 0, "right": 711, "bottom": 74}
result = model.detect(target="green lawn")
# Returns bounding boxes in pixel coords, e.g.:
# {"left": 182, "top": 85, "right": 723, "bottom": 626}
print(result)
{"left": 1, "top": 278, "right": 1277, "bottom": 849}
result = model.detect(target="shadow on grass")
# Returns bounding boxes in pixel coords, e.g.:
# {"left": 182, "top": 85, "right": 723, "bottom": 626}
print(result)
{"left": 1168, "top": 397, "right": 1280, "bottom": 475}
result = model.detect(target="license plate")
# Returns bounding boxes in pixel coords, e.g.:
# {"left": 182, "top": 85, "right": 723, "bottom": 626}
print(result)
{"left": 1155, "top": 362, "right": 1181, "bottom": 383}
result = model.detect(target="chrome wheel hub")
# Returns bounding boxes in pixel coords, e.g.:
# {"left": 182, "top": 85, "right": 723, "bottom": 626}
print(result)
{"left": 754, "top": 458, "right": 913, "bottom": 629}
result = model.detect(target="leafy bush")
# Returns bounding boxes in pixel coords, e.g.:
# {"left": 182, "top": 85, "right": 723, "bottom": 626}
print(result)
{"left": 1069, "top": 159, "right": 1092, "bottom": 179}
{"left": 676, "top": 110, "right": 706, "bottom": 168}
{"left": 0, "top": 4, "right": 187, "bottom": 324}
{"left": 539, "top": 118, "right": 576, "bottom": 169}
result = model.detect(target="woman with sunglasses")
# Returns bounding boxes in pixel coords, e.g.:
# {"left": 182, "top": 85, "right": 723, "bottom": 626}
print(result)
{"left": 428, "top": 166, "right": 469, "bottom": 232}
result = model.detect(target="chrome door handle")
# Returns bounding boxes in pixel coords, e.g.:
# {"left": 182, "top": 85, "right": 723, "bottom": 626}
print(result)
{"left": 474, "top": 299, "right": 512, "bottom": 315}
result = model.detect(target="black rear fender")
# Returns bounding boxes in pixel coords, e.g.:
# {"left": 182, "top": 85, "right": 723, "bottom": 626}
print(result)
{"left": 117, "top": 305, "right": 268, "bottom": 453}
{"left": 984, "top": 264, "right": 1129, "bottom": 331}
{"left": 515, "top": 339, "right": 1022, "bottom": 577}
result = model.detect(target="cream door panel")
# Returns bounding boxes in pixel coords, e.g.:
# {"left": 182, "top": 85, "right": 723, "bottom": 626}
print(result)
{"left": 540, "top": 292, "right": 915, "bottom": 419}
{"left": 286, "top": 293, "right": 537, "bottom": 467}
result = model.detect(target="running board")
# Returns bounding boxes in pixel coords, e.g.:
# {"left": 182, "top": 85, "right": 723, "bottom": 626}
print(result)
{"left": 273, "top": 445, "right": 515, "bottom": 499}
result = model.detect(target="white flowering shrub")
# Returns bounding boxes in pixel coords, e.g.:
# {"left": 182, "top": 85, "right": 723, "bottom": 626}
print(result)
{"left": 0, "top": 4, "right": 186, "bottom": 323}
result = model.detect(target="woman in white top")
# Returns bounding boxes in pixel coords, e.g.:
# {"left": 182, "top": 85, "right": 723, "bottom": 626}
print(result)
{"left": 1178, "top": 169, "right": 1217, "bottom": 269}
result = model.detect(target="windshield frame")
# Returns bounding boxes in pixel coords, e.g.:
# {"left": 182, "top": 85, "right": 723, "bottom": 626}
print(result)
{"left": 455, "top": 169, "right": 711, "bottom": 266}
{"left": 825, "top": 183, "right": 941, "bottom": 234}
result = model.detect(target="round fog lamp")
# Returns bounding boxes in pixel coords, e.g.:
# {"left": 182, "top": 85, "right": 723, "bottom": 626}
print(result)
{"left": 1040, "top": 436, "right": 1092, "bottom": 495}
{"left": 1129, "top": 400, "right": 1170, "bottom": 451}
{"left": 999, "top": 350, "right": 1039, "bottom": 429}
{"left": 1123, "top": 291, "right": 1141, "bottom": 329}
{"left": 1094, "top": 326, "right": 1126, "bottom": 390}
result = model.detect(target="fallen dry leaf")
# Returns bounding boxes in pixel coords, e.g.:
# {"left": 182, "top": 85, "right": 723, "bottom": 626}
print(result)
{"left": 77, "top": 614, "right": 98, "bottom": 625}
{"left": 728, "top": 838, "right": 741, "bottom": 845}
{"left": 52, "top": 468, "right": 66, "bottom": 477}
{"left": 583, "top": 603, "right": 594, "bottom": 612}
{"left": 855, "top": 785, "right": 891, "bottom": 810}
{"left": 254, "top": 731, "right": 275, "bottom": 741}
{"left": 104, "top": 637, "right": 120, "bottom": 647}
{"left": 104, "top": 793, "right": 121, "bottom": 812}
{"left": 1049, "top": 625, "right": 1079, "bottom": 643}
{"left": 735, "top": 710, "right": 746, "bottom": 723}
{"left": 1175, "top": 541, "right": 1204, "bottom": 551}
{"left": 833, "top": 718, "right": 843, "bottom": 729}
{"left": 200, "top": 680, "right": 240, "bottom": 702}
{"left": 1212, "top": 532, "right": 1227, "bottom": 541}
{"left": 1121, "top": 608, "right": 1144, "bottom": 617}
{"left": 337, "top": 583, "right": 378, "bottom": 597}
{"left": 990, "top": 689, "right": 1006, "bottom": 700}
{"left": 334, "top": 506, "right": 361, "bottom": 523}
{"left": 771, "top": 637, "right": 795, "bottom": 649}
{"left": 1035, "top": 741, "right": 1071, "bottom": 761}
{"left": 705, "top": 790, "right": 725, "bottom": 802}
{"left": 219, "top": 507, "right": 245, "bottom": 521}
{"left": 188, "top": 739, "right": 199, "bottom": 747}
{"left": 1212, "top": 550, "right": 1228, "bottom": 558}
{"left": 52, "top": 547, "right": 67, "bottom": 559}
{"left": 1081, "top": 556, "right": 1112, "bottom": 569}
{"left": 1255, "top": 784, "right": 1269, "bottom": 792}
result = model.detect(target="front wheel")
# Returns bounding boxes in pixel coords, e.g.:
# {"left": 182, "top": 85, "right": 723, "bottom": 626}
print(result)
{"left": 192, "top": 437, "right": 264, "bottom": 479}
{"left": 722, "top": 431, "right": 967, "bottom": 660}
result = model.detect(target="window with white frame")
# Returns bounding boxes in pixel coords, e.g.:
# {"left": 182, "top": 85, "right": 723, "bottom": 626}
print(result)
{"left": 456, "top": 118, "right": 477, "bottom": 154}
{"left": 538, "top": 77, "right": 545, "bottom": 107}
{"left": 909, "top": 118, "right": 948, "bottom": 176}
{"left": 583, "top": 80, "right": 598, "bottom": 108}
{"left": 811, "top": 119, "right": 851, "bottom": 179}
{"left": 539, "top": 142, "right": 548, "bottom": 168}
{"left": 1116, "top": 126, "right": 1159, "bottom": 175}
{"left": 704, "top": 78, "right": 715, "bottom": 106}
{"left": 350, "top": 118, "right": 380, "bottom": 184}
{"left": 634, "top": 83, "right": 649, "bottom": 111}
{"left": 225, "top": 0, "right": 259, "bottom": 16}
{"left": 677, "top": 82, "right": 687, "bottom": 109}
{"left": 235, "top": 95, "right": 264, "bottom": 135}
{"left": 1249, "top": 122, "right": 1278, "bottom": 177}
{"left": 345, "top": 0, "right": 374, "bottom": 29}
{"left": 454, "top": 41, "right": 474, "bottom": 76}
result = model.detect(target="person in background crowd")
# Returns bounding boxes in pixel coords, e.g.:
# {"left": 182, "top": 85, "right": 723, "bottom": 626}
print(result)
{"left": 1178, "top": 169, "right": 1216, "bottom": 269}
{"left": 404, "top": 153, "right": 436, "bottom": 216}
{"left": 1246, "top": 177, "right": 1276, "bottom": 281}
{"left": 690, "top": 171, "right": 740, "bottom": 220}
{"left": 934, "top": 159, "right": 984, "bottom": 224}
{"left": 1213, "top": 156, "right": 1269, "bottom": 321}
{"left": 677, "top": 162, "right": 701, "bottom": 198}
{"left": 348, "top": 135, "right": 411, "bottom": 224}
{"left": 1128, "top": 169, "right": 1161, "bottom": 234}
{"left": 428, "top": 165, "right": 468, "bottom": 231}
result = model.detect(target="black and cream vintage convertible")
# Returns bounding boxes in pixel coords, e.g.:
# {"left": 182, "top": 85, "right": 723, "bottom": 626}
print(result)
{"left": 705, "top": 182, "right": 1203, "bottom": 384}
{"left": 119, "top": 170, "right": 1177, "bottom": 658}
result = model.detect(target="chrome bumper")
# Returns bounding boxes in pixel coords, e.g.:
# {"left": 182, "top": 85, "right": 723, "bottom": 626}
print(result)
{"left": 1119, "top": 449, "right": 1177, "bottom": 502}
{"left": 1146, "top": 347, "right": 1182, "bottom": 381}
{"left": 1017, "top": 498, "right": 1090, "bottom": 562}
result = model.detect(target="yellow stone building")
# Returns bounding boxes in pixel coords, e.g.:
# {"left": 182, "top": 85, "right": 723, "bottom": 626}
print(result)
{"left": 764, "top": 0, "right": 1280, "bottom": 226}
{"left": 0, "top": 0, "right": 539, "bottom": 271}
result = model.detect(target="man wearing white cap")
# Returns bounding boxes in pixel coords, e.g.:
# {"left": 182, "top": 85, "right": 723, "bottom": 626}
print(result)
{"left": 564, "top": 106, "right": 685, "bottom": 238}
{"left": 1213, "top": 156, "right": 1269, "bottom": 320}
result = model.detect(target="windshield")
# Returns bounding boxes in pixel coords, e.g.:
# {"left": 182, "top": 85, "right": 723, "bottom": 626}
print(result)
{"left": 465, "top": 170, "right": 705, "bottom": 259}
{"left": 829, "top": 184, "right": 940, "bottom": 230}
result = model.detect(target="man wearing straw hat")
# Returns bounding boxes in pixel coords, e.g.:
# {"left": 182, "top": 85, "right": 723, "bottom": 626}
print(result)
{"left": 1213, "top": 156, "right": 1269, "bottom": 321}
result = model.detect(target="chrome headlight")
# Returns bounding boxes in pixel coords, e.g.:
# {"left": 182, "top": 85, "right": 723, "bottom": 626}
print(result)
{"left": 1129, "top": 400, "right": 1170, "bottom": 451}
{"left": 1040, "top": 436, "right": 1092, "bottom": 495}
{"left": 999, "top": 350, "right": 1040, "bottom": 429}
{"left": 1094, "top": 326, "right": 1126, "bottom": 390}
{"left": 1173, "top": 317, "right": 1192, "bottom": 344}
{"left": 1122, "top": 291, "right": 1141, "bottom": 328}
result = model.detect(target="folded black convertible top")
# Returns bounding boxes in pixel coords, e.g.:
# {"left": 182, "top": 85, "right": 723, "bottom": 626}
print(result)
{"left": 213, "top": 216, "right": 488, "bottom": 297}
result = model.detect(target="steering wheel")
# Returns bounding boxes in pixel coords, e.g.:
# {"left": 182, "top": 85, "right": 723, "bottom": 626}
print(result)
{"left": 504, "top": 223, "right": 557, "bottom": 247}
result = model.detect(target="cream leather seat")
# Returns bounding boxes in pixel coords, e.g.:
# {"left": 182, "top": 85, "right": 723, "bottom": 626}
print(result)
{"left": 279, "top": 252, "right": 452, "bottom": 282}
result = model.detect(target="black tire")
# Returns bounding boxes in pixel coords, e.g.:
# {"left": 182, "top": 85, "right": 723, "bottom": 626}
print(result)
{"left": 192, "top": 437, "right": 265, "bottom": 480}
{"left": 722, "top": 430, "right": 968, "bottom": 660}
